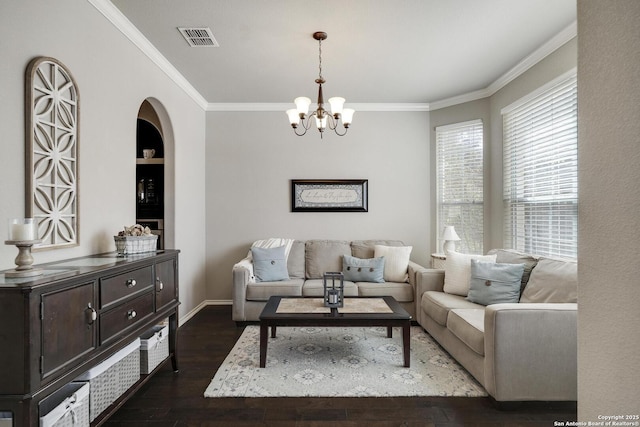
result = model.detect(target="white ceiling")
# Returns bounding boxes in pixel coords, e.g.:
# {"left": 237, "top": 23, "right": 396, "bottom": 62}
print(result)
{"left": 108, "top": 0, "right": 576, "bottom": 107}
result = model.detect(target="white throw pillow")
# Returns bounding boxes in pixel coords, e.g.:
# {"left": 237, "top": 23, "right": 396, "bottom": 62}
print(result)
{"left": 374, "top": 245, "right": 413, "bottom": 282}
{"left": 443, "top": 251, "right": 497, "bottom": 296}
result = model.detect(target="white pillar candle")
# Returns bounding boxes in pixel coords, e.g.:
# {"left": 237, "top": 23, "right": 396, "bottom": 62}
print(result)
{"left": 9, "top": 219, "right": 37, "bottom": 241}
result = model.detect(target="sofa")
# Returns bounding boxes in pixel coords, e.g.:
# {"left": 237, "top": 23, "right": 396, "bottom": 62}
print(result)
{"left": 415, "top": 249, "right": 577, "bottom": 403}
{"left": 232, "top": 239, "right": 427, "bottom": 322}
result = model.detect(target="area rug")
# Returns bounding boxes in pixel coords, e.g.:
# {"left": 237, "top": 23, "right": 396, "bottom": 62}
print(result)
{"left": 204, "top": 325, "right": 487, "bottom": 397}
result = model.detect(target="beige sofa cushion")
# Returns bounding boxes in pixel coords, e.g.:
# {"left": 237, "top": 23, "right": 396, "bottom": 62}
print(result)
{"left": 351, "top": 240, "right": 405, "bottom": 259}
{"left": 246, "top": 278, "right": 304, "bottom": 301}
{"left": 357, "top": 281, "right": 414, "bottom": 302}
{"left": 287, "top": 240, "right": 306, "bottom": 279}
{"left": 305, "top": 240, "right": 351, "bottom": 279}
{"left": 448, "top": 309, "right": 485, "bottom": 356}
{"left": 301, "top": 279, "right": 358, "bottom": 297}
{"left": 421, "top": 291, "right": 484, "bottom": 326}
{"left": 520, "top": 257, "right": 577, "bottom": 303}
{"left": 443, "top": 251, "right": 497, "bottom": 296}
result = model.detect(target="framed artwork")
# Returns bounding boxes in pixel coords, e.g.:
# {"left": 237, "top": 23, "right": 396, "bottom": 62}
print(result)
{"left": 291, "top": 179, "right": 368, "bottom": 212}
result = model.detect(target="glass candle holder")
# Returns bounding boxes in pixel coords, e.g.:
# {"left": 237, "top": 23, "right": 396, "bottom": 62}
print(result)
{"left": 8, "top": 218, "right": 38, "bottom": 242}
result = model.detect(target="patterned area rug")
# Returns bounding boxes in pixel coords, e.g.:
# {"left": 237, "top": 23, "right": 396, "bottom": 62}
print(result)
{"left": 204, "top": 325, "right": 487, "bottom": 397}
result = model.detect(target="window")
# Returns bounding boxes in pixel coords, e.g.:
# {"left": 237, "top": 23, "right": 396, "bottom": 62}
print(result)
{"left": 436, "top": 120, "right": 484, "bottom": 254}
{"left": 502, "top": 73, "right": 578, "bottom": 259}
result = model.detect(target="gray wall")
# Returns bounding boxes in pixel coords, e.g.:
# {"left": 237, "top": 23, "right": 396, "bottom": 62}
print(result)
{"left": 205, "top": 110, "right": 431, "bottom": 301}
{"left": 0, "top": 0, "right": 208, "bottom": 320}
{"left": 577, "top": 0, "right": 640, "bottom": 420}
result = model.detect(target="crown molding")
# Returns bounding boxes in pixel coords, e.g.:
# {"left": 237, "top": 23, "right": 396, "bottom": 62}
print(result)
{"left": 487, "top": 21, "right": 577, "bottom": 95}
{"left": 206, "top": 102, "right": 430, "bottom": 112}
{"left": 88, "top": 0, "right": 208, "bottom": 110}
{"left": 430, "top": 21, "right": 577, "bottom": 111}
{"left": 206, "top": 103, "right": 290, "bottom": 112}
{"left": 429, "top": 88, "right": 493, "bottom": 111}
{"left": 349, "top": 103, "right": 430, "bottom": 112}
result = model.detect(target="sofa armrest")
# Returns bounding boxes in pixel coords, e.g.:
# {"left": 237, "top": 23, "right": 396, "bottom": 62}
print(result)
{"left": 484, "top": 303, "right": 577, "bottom": 401}
{"left": 414, "top": 268, "right": 445, "bottom": 325}
{"left": 407, "top": 260, "right": 428, "bottom": 288}
{"left": 232, "top": 257, "right": 253, "bottom": 321}
{"left": 416, "top": 268, "right": 445, "bottom": 295}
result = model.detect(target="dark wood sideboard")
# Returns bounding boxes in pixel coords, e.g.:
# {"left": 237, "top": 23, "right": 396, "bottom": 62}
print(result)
{"left": 0, "top": 249, "right": 180, "bottom": 426}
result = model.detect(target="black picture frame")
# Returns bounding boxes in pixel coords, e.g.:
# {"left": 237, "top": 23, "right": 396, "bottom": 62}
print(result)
{"left": 291, "top": 179, "right": 368, "bottom": 212}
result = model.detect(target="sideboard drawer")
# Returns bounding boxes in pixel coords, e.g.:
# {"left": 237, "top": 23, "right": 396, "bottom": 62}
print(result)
{"left": 100, "top": 291, "right": 154, "bottom": 345}
{"left": 100, "top": 266, "right": 153, "bottom": 309}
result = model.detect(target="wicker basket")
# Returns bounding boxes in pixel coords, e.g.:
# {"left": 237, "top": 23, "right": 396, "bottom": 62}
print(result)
{"left": 0, "top": 413, "right": 11, "bottom": 427}
{"left": 114, "top": 235, "right": 157, "bottom": 255}
{"left": 140, "top": 325, "right": 169, "bottom": 374}
{"left": 75, "top": 339, "right": 140, "bottom": 422}
{"left": 39, "top": 382, "right": 90, "bottom": 427}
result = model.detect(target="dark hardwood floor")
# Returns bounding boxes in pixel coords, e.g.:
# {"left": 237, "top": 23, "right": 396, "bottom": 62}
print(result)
{"left": 105, "top": 305, "right": 576, "bottom": 426}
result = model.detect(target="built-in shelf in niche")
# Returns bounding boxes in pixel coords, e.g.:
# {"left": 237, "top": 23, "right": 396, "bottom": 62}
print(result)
{"left": 136, "top": 116, "right": 165, "bottom": 249}
{"left": 136, "top": 158, "right": 164, "bottom": 165}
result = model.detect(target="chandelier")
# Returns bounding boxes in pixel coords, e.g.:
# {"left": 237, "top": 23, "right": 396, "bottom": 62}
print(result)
{"left": 286, "top": 31, "right": 354, "bottom": 138}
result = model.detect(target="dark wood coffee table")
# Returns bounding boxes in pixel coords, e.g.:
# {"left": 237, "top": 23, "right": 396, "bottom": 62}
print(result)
{"left": 258, "top": 296, "right": 411, "bottom": 368}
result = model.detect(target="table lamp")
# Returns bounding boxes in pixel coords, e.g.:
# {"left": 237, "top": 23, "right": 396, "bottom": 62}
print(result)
{"left": 442, "top": 226, "right": 461, "bottom": 254}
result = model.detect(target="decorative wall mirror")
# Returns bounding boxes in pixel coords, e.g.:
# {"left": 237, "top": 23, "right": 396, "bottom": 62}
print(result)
{"left": 25, "top": 57, "right": 79, "bottom": 249}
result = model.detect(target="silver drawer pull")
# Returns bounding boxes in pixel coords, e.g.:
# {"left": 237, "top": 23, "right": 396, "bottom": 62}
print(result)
{"left": 85, "top": 303, "right": 97, "bottom": 325}
{"left": 126, "top": 279, "right": 137, "bottom": 288}
{"left": 127, "top": 310, "right": 137, "bottom": 320}
{"left": 156, "top": 277, "right": 164, "bottom": 291}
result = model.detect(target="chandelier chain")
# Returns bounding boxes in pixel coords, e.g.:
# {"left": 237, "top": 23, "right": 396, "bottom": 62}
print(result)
{"left": 318, "top": 38, "right": 323, "bottom": 80}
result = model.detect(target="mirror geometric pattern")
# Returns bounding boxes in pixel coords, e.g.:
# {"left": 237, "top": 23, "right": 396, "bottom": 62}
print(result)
{"left": 26, "top": 57, "right": 79, "bottom": 249}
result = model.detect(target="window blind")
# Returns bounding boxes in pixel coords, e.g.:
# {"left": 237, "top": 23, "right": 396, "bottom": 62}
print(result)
{"left": 502, "top": 74, "right": 578, "bottom": 258}
{"left": 436, "top": 119, "right": 484, "bottom": 254}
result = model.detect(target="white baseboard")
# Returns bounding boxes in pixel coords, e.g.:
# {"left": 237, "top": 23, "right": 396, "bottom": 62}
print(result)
{"left": 179, "top": 300, "right": 232, "bottom": 327}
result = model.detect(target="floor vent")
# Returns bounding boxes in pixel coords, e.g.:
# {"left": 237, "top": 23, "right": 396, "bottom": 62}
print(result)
{"left": 178, "top": 27, "right": 219, "bottom": 47}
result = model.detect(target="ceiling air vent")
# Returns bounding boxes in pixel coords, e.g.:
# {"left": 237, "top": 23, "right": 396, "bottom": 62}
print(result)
{"left": 178, "top": 27, "right": 219, "bottom": 47}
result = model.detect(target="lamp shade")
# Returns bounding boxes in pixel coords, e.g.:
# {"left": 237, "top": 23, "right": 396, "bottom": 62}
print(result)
{"left": 294, "top": 97, "right": 311, "bottom": 115}
{"left": 315, "top": 115, "right": 327, "bottom": 130}
{"left": 341, "top": 108, "right": 355, "bottom": 126}
{"left": 328, "top": 97, "right": 345, "bottom": 116}
{"left": 286, "top": 109, "right": 301, "bottom": 126}
{"left": 442, "top": 226, "right": 461, "bottom": 241}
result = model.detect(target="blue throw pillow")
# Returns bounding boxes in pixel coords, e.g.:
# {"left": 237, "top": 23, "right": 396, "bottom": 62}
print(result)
{"left": 342, "top": 255, "right": 385, "bottom": 283}
{"left": 251, "top": 245, "right": 290, "bottom": 282}
{"left": 466, "top": 260, "right": 525, "bottom": 305}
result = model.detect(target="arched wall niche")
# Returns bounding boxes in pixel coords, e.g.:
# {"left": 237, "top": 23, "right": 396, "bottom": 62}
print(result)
{"left": 136, "top": 98, "right": 175, "bottom": 249}
{"left": 138, "top": 100, "right": 163, "bottom": 134}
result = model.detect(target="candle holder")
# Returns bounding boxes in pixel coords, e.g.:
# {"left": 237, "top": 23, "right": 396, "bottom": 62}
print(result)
{"left": 4, "top": 240, "right": 43, "bottom": 278}
{"left": 4, "top": 218, "right": 43, "bottom": 278}
{"left": 323, "top": 272, "right": 344, "bottom": 308}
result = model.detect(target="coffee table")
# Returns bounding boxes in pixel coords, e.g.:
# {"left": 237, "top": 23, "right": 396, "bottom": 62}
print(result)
{"left": 258, "top": 296, "right": 411, "bottom": 368}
